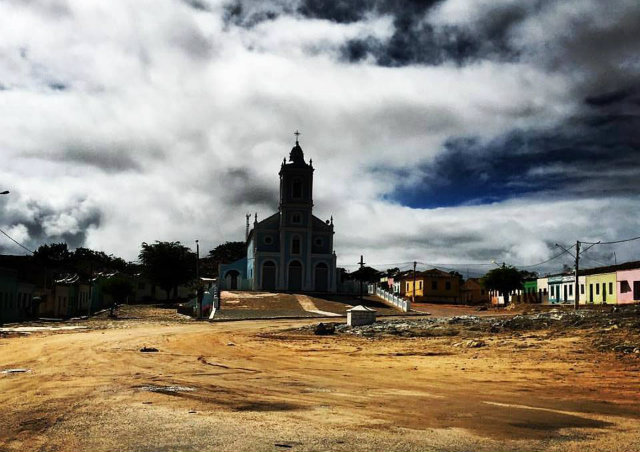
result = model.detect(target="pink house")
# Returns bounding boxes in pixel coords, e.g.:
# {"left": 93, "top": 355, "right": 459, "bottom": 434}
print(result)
{"left": 617, "top": 269, "right": 640, "bottom": 304}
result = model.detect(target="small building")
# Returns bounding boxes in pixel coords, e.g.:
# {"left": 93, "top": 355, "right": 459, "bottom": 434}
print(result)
{"left": 617, "top": 268, "right": 640, "bottom": 304}
{"left": 0, "top": 268, "right": 35, "bottom": 324}
{"left": 536, "top": 277, "right": 549, "bottom": 304}
{"left": 548, "top": 274, "right": 575, "bottom": 304}
{"left": 460, "top": 278, "right": 489, "bottom": 304}
{"left": 584, "top": 271, "right": 617, "bottom": 304}
{"left": 522, "top": 279, "right": 539, "bottom": 303}
{"left": 347, "top": 305, "right": 376, "bottom": 326}
{"left": 403, "top": 269, "right": 461, "bottom": 303}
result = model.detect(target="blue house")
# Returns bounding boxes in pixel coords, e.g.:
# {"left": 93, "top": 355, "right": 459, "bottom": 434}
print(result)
{"left": 220, "top": 135, "right": 337, "bottom": 292}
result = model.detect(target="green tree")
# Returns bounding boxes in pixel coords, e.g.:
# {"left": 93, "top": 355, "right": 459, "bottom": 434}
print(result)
{"left": 33, "top": 242, "right": 71, "bottom": 265}
{"left": 138, "top": 241, "right": 196, "bottom": 300}
{"left": 385, "top": 267, "right": 400, "bottom": 277}
{"left": 102, "top": 274, "right": 134, "bottom": 313}
{"left": 481, "top": 264, "right": 524, "bottom": 305}
{"left": 203, "top": 241, "right": 246, "bottom": 277}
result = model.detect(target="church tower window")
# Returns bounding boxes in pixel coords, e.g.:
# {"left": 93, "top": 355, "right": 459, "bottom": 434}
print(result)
{"left": 292, "top": 236, "right": 301, "bottom": 254}
{"left": 292, "top": 179, "right": 302, "bottom": 199}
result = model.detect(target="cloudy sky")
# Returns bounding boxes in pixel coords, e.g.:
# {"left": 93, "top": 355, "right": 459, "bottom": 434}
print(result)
{"left": 1, "top": 0, "right": 639, "bottom": 275}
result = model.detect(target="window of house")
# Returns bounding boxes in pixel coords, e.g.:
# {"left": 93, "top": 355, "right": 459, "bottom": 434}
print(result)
{"left": 569, "top": 285, "right": 573, "bottom": 296}
{"left": 264, "top": 235, "right": 273, "bottom": 245}
{"left": 596, "top": 284, "right": 599, "bottom": 295}
{"left": 314, "top": 237, "right": 323, "bottom": 247}
{"left": 406, "top": 282, "right": 410, "bottom": 292}
{"left": 609, "top": 282, "right": 613, "bottom": 294}
{"left": 292, "top": 213, "right": 302, "bottom": 224}
{"left": 581, "top": 284, "right": 585, "bottom": 294}
{"left": 292, "top": 179, "right": 302, "bottom": 198}
{"left": 292, "top": 237, "right": 301, "bottom": 254}
{"left": 445, "top": 281, "right": 451, "bottom": 290}
{"left": 431, "top": 280, "right": 437, "bottom": 290}
{"left": 621, "top": 281, "right": 631, "bottom": 293}
{"left": 418, "top": 281, "right": 423, "bottom": 290}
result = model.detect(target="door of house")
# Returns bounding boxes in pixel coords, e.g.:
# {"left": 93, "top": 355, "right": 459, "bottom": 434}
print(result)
{"left": 288, "top": 261, "right": 302, "bottom": 292}
{"left": 602, "top": 283, "right": 607, "bottom": 303}
{"left": 634, "top": 281, "right": 640, "bottom": 301}
{"left": 589, "top": 284, "right": 593, "bottom": 303}
{"left": 563, "top": 285, "right": 568, "bottom": 302}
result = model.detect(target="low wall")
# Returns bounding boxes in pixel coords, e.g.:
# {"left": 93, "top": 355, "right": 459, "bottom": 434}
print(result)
{"left": 373, "top": 285, "right": 411, "bottom": 312}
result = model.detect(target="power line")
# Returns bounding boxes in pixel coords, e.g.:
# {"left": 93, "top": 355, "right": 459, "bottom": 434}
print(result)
{"left": 582, "top": 235, "right": 640, "bottom": 245}
{"left": 0, "top": 227, "right": 35, "bottom": 254}
{"left": 515, "top": 247, "right": 575, "bottom": 268}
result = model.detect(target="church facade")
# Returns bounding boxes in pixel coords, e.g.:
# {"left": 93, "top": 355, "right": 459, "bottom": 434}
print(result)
{"left": 219, "top": 137, "right": 337, "bottom": 293}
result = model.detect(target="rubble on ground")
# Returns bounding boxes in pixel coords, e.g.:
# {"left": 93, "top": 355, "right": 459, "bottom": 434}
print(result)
{"left": 294, "top": 305, "right": 640, "bottom": 352}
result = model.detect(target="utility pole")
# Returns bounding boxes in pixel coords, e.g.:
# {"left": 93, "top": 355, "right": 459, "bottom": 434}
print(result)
{"left": 412, "top": 261, "right": 417, "bottom": 303}
{"left": 196, "top": 239, "right": 202, "bottom": 319}
{"left": 358, "top": 255, "right": 365, "bottom": 302}
{"left": 574, "top": 240, "right": 580, "bottom": 310}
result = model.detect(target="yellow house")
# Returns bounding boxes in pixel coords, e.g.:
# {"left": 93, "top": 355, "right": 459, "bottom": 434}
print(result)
{"left": 584, "top": 272, "right": 617, "bottom": 304}
{"left": 403, "top": 269, "right": 460, "bottom": 303}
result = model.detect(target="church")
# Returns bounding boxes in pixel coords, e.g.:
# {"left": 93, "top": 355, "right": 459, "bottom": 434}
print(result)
{"left": 219, "top": 134, "right": 338, "bottom": 293}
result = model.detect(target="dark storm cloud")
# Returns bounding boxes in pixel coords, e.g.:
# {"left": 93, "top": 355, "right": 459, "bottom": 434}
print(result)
{"left": 388, "top": 96, "right": 640, "bottom": 207}
{"left": 50, "top": 147, "right": 143, "bottom": 173}
{"left": 0, "top": 199, "right": 102, "bottom": 253}
{"left": 222, "top": 0, "right": 529, "bottom": 65}
{"left": 181, "top": 0, "right": 211, "bottom": 12}
{"left": 223, "top": 0, "right": 293, "bottom": 28}
{"left": 219, "top": 168, "right": 278, "bottom": 208}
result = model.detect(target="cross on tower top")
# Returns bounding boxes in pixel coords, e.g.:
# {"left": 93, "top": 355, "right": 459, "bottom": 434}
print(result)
{"left": 294, "top": 130, "right": 301, "bottom": 144}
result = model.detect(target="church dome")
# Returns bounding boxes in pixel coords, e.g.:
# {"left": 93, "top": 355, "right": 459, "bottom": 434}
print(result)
{"left": 289, "top": 142, "right": 305, "bottom": 164}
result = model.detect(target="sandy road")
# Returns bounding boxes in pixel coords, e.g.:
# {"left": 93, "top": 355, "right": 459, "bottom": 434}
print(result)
{"left": 1, "top": 315, "right": 640, "bottom": 452}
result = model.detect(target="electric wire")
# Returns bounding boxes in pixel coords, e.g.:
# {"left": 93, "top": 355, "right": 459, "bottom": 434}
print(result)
{"left": 0, "top": 227, "right": 35, "bottom": 254}
{"left": 582, "top": 235, "right": 640, "bottom": 245}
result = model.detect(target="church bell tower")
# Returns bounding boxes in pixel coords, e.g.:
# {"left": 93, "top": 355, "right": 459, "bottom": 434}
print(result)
{"left": 279, "top": 131, "right": 314, "bottom": 220}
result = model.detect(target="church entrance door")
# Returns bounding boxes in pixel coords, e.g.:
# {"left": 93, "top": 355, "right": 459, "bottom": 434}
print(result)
{"left": 288, "top": 261, "right": 303, "bottom": 292}
{"left": 262, "top": 261, "right": 276, "bottom": 291}
{"left": 314, "top": 263, "right": 328, "bottom": 292}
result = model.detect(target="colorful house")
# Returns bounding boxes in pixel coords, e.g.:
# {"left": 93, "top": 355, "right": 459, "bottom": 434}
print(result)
{"left": 584, "top": 271, "right": 617, "bottom": 304}
{"left": 548, "top": 274, "right": 575, "bottom": 304}
{"left": 521, "top": 279, "right": 539, "bottom": 303}
{"left": 617, "top": 268, "right": 640, "bottom": 304}
{"left": 536, "top": 277, "right": 549, "bottom": 303}
{"left": 404, "top": 269, "right": 461, "bottom": 303}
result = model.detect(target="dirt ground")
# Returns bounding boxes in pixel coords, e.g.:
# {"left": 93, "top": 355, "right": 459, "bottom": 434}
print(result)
{"left": 214, "top": 292, "right": 410, "bottom": 319}
{"left": 1, "top": 304, "right": 639, "bottom": 452}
